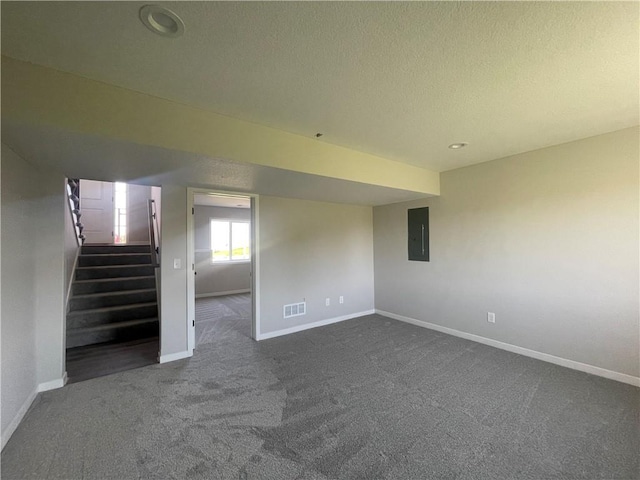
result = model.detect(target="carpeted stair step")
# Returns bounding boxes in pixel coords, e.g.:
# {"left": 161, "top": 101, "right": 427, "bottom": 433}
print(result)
{"left": 67, "top": 243, "right": 159, "bottom": 349}
{"left": 82, "top": 244, "right": 151, "bottom": 254}
{"left": 67, "top": 302, "right": 158, "bottom": 329}
{"left": 69, "top": 288, "right": 157, "bottom": 311}
{"left": 76, "top": 264, "right": 156, "bottom": 280}
{"left": 72, "top": 276, "right": 156, "bottom": 295}
{"left": 66, "top": 318, "right": 159, "bottom": 348}
{"left": 78, "top": 253, "right": 152, "bottom": 267}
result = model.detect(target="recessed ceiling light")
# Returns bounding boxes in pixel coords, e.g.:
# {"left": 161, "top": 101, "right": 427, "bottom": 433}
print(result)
{"left": 448, "top": 143, "right": 468, "bottom": 150}
{"left": 139, "top": 5, "right": 185, "bottom": 38}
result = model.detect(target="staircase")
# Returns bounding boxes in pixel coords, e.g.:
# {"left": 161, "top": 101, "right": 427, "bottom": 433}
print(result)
{"left": 67, "top": 244, "right": 159, "bottom": 349}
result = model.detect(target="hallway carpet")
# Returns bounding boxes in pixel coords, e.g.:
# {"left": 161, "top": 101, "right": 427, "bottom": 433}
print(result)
{"left": 2, "top": 310, "right": 638, "bottom": 479}
{"left": 195, "top": 293, "right": 252, "bottom": 345}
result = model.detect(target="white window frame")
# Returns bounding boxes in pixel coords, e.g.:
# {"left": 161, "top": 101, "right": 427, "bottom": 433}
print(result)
{"left": 209, "top": 218, "right": 251, "bottom": 264}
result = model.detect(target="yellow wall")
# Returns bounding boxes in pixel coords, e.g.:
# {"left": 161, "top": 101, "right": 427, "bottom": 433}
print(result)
{"left": 1, "top": 56, "right": 440, "bottom": 196}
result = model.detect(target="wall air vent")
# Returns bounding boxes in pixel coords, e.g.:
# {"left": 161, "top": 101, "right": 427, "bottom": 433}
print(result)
{"left": 283, "top": 302, "right": 306, "bottom": 319}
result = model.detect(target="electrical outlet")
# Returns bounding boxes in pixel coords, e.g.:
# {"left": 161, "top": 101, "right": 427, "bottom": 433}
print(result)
{"left": 325, "top": 298, "right": 330, "bottom": 306}
{"left": 339, "top": 296, "right": 344, "bottom": 304}
{"left": 487, "top": 312, "right": 496, "bottom": 323}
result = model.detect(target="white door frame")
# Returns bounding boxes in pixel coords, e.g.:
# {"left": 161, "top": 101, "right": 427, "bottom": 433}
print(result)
{"left": 186, "top": 188, "right": 260, "bottom": 352}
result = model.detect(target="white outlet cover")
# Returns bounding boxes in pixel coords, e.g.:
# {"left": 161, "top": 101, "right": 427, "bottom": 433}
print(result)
{"left": 487, "top": 312, "right": 496, "bottom": 323}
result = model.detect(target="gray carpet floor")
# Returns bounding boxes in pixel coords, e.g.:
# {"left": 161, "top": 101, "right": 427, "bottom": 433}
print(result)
{"left": 2, "top": 296, "right": 638, "bottom": 479}
{"left": 195, "top": 293, "right": 252, "bottom": 346}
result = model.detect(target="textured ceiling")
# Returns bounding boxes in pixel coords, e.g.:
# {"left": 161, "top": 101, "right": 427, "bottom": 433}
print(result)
{"left": 1, "top": 1, "right": 638, "bottom": 172}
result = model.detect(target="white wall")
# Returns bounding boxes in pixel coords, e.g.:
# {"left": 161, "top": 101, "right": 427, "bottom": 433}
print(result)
{"left": 79, "top": 179, "right": 113, "bottom": 244}
{"left": 1, "top": 144, "right": 68, "bottom": 449}
{"left": 128, "top": 183, "right": 151, "bottom": 243}
{"left": 194, "top": 205, "right": 251, "bottom": 296}
{"left": 373, "top": 127, "right": 640, "bottom": 380}
{"left": 1, "top": 145, "right": 38, "bottom": 448}
{"left": 34, "top": 176, "right": 66, "bottom": 387}
{"left": 258, "top": 196, "right": 375, "bottom": 335}
{"left": 64, "top": 186, "right": 80, "bottom": 308}
{"left": 159, "top": 185, "right": 188, "bottom": 358}
{"left": 79, "top": 180, "right": 151, "bottom": 244}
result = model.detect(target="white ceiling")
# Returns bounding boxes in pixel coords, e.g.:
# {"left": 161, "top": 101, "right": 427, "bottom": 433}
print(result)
{"left": 2, "top": 1, "right": 637, "bottom": 172}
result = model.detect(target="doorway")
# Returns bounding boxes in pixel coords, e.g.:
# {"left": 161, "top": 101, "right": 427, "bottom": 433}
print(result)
{"left": 187, "top": 190, "right": 259, "bottom": 351}
{"left": 79, "top": 179, "right": 114, "bottom": 244}
{"left": 65, "top": 179, "right": 162, "bottom": 383}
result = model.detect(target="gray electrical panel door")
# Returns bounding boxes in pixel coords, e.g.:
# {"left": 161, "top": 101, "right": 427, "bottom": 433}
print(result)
{"left": 408, "top": 207, "right": 429, "bottom": 262}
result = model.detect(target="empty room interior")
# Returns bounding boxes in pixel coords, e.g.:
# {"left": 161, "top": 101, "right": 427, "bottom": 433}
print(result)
{"left": 1, "top": 2, "right": 638, "bottom": 479}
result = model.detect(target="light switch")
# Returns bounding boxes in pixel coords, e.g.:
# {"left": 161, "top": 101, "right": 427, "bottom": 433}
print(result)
{"left": 173, "top": 258, "right": 181, "bottom": 269}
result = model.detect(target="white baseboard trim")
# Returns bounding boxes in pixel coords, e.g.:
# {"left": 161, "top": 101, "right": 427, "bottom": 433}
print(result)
{"left": 1, "top": 389, "right": 37, "bottom": 451}
{"left": 159, "top": 350, "right": 193, "bottom": 364}
{"left": 375, "top": 310, "right": 640, "bottom": 387}
{"left": 38, "top": 372, "right": 67, "bottom": 392}
{"left": 195, "top": 289, "right": 251, "bottom": 299}
{"left": 257, "top": 309, "right": 375, "bottom": 341}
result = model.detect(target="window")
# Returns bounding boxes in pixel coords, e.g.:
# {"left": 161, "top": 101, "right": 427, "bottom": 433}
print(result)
{"left": 114, "top": 182, "right": 127, "bottom": 244}
{"left": 210, "top": 219, "right": 250, "bottom": 262}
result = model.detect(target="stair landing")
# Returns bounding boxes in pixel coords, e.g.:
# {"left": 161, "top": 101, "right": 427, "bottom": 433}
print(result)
{"left": 66, "top": 337, "right": 158, "bottom": 384}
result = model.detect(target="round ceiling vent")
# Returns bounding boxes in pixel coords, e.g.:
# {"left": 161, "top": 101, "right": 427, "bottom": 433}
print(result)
{"left": 139, "top": 5, "right": 185, "bottom": 38}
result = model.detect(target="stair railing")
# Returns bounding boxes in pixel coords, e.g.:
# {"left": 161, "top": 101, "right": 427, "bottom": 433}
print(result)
{"left": 148, "top": 199, "right": 160, "bottom": 267}
{"left": 66, "top": 178, "right": 85, "bottom": 245}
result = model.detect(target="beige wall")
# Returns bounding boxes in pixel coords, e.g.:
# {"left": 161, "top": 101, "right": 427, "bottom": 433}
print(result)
{"left": 2, "top": 57, "right": 440, "bottom": 197}
{"left": 373, "top": 127, "right": 640, "bottom": 378}
{"left": 194, "top": 205, "right": 251, "bottom": 296}
{"left": 1, "top": 144, "right": 38, "bottom": 446}
{"left": 258, "top": 196, "right": 375, "bottom": 334}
